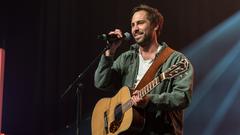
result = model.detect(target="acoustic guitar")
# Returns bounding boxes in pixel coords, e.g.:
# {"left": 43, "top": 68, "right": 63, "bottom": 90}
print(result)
{"left": 91, "top": 58, "right": 189, "bottom": 135}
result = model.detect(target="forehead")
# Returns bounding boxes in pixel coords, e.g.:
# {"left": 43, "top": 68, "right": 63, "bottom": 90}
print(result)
{"left": 131, "top": 10, "right": 148, "bottom": 23}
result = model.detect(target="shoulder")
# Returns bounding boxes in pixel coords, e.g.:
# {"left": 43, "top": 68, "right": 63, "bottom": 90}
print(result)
{"left": 161, "top": 42, "right": 192, "bottom": 66}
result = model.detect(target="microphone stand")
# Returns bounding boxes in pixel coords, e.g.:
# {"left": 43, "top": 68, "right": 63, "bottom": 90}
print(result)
{"left": 61, "top": 45, "right": 110, "bottom": 135}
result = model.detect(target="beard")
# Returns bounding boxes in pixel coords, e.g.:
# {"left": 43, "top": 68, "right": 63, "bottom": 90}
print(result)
{"left": 134, "top": 32, "right": 152, "bottom": 47}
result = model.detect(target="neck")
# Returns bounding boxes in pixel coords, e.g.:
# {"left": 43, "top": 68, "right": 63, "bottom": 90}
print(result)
{"left": 139, "top": 33, "right": 159, "bottom": 53}
{"left": 139, "top": 40, "right": 159, "bottom": 60}
{"left": 140, "top": 41, "right": 159, "bottom": 53}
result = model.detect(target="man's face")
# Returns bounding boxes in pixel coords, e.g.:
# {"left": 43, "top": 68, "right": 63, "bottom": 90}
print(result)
{"left": 131, "top": 10, "right": 154, "bottom": 46}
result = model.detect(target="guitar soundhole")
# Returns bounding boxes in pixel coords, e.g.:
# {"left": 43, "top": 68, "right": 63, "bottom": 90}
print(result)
{"left": 110, "top": 104, "right": 123, "bottom": 133}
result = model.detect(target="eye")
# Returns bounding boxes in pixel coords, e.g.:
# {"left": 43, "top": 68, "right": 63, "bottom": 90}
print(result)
{"left": 138, "top": 20, "right": 145, "bottom": 25}
{"left": 131, "top": 23, "right": 135, "bottom": 28}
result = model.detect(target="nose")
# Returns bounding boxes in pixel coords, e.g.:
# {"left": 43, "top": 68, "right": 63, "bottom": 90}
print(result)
{"left": 131, "top": 24, "right": 139, "bottom": 34}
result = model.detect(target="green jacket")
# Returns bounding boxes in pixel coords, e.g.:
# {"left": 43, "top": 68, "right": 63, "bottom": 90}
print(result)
{"left": 94, "top": 42, "right": 194, "bottom": 135}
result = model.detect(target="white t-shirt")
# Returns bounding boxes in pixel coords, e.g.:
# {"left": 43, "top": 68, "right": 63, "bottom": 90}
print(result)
{"left": 134, "top": 45, "right": 162, "bottom": 88}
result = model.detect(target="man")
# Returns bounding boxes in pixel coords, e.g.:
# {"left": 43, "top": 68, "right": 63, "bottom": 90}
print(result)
{"left": 94, "top": 4, "right": 194, "bottom": 135}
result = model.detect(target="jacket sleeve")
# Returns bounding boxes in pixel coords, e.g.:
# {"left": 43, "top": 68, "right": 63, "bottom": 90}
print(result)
{"left": 94, "top": 55, "right": 123, "bottom": 91}
{"left": 147, "top": 54, "right": 194, "bottom": 111}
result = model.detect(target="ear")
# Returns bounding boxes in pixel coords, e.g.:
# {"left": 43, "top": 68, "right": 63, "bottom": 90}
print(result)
{"left": 154, "top": 25, "right": 159, "bottom": 31}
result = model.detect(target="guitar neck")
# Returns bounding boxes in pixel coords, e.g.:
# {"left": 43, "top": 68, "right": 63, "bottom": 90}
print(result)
{"left": 138, "top": 73, "right": 165, "bottom": 98}
{"left": 122, "top": 73, "right": 165, "bottom": 113}
{"left": 121, "top": 58, "right": 189, "bottom": 113}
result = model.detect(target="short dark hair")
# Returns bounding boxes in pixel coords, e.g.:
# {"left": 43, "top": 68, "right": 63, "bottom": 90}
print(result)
{"left": 131, "top": 4, "right": 164, "bottom": 36}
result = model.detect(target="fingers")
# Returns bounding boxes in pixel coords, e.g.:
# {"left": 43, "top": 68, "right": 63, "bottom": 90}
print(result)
{"left": 108, "top": 29, "right": 123, "bottom": 38}
{"left": 132, "top": 96, "right": 140, "bottom": 106}
{"left": 131, "top": 91, "right": 142, "bottom": 106}
{"left": 131, "top": 90, "right": 150, "bottom": 108}
{"left": 104, "top": 29, "right": 123, "bottom": 56}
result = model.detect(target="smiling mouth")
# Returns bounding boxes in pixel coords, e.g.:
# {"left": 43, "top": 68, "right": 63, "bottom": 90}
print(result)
{"left": 134, "top": 35, "right": 142, "bottom": 40}
{"left": 134, "top": 32, "right": 144, "bottom": 38}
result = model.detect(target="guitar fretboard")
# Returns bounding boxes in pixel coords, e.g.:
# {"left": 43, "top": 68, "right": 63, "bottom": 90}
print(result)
{"left": 138, "top": 74, "right": 163, "bottom": 98}
{"left": 121, "top": 74, "right": 164, "bottom": 113}
{"left": 121, "top": 58, "right": 189, "bottom": 113}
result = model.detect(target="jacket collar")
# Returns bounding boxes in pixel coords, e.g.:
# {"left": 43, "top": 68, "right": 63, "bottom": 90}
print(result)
{"left": 130, "top": 42, "right": 168, "bottom": 55}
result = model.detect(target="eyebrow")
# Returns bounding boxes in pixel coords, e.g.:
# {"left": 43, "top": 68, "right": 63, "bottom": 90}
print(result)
{"left": 131, "top": 19, "right": 146, "bottom": 26}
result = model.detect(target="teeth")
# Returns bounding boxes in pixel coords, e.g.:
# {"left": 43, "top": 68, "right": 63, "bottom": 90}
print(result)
{"left": 134, "top": 32, "right": 143, "bottom": 36}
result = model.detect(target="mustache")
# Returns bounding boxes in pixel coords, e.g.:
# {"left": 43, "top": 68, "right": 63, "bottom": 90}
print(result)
{"left": 133, "top": 30, "right": 144, "bottom": 36}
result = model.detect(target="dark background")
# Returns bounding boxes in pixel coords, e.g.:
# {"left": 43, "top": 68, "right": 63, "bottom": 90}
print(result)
{"left": 1, "top": 0, "right": 240, "bottom": 134}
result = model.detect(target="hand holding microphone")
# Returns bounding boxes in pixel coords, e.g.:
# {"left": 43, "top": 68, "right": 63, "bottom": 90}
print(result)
{"left": 98, "top": 29, "right": 131, "bottom": 56}
{"left": 97, "top": 31, "right": 131, "bottom": 43}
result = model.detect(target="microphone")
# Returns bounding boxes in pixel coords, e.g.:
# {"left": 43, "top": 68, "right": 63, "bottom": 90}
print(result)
{"left": 97, "top": 32, "right": 131, "bottom": 42}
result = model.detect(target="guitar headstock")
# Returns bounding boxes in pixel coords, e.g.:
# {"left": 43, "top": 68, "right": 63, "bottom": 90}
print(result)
{"left": 163, "top": 58, "right": 189, "bottom": 79}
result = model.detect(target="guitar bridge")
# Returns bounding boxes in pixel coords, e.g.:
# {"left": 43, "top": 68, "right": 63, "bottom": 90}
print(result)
{"left": 104, "top": 111, "right": 109, "bottom": 134}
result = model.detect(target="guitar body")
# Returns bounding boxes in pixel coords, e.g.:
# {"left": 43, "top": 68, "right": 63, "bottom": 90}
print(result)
{"left": 91, "top": 86, "right": 145, "bottom": 135}
{"left": 92, "top": 59, "right": 189, "bottom": 135}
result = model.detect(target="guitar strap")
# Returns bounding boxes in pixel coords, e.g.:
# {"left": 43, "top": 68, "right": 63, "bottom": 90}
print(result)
{"left": 135, "top": 46, "right": 175, "bottom": 90}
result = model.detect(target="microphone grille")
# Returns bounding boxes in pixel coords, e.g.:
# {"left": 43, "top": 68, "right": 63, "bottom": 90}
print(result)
{"left": 124, "top": 32, "right": 131, "bottom": 41}
{"left": 97, "top": 34, "right": 107, "bottom": 40}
